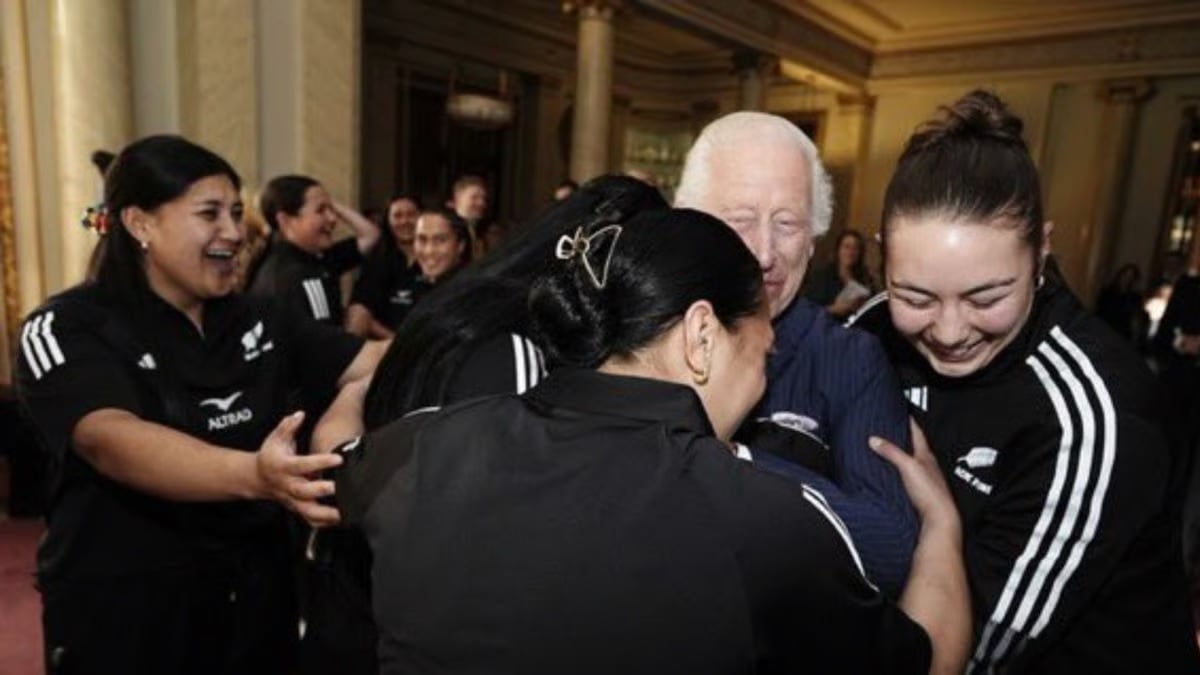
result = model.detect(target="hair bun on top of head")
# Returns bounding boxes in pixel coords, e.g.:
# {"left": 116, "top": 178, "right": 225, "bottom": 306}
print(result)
{"left": 908, "top": 89, "right": 1025, "bottom": 154}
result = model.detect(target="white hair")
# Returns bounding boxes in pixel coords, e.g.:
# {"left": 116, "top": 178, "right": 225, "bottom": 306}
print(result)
{"left": 675, "top": 111, "right": 833, "bottom": 237}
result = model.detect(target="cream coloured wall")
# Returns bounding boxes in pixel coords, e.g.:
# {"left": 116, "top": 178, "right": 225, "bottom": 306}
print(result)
{"left": 178, "top": 0, "right": 260, "bottom": 190}
{"left": 297, "top": 0, "right": 360, "bottom": 206}
{"left": 1039, "top": 82, "right": 1109, "bottom": 295}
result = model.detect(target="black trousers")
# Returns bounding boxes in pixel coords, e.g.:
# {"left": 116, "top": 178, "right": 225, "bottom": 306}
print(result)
{"left": 42, "top": 545, "right": 298, "bottom": 675}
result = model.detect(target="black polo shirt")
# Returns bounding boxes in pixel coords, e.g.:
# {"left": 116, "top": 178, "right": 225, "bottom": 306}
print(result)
{"left": 249, "top": 238, "right": 361, "bottom": 326}
{"left": 349, "top": 252, "right": 429, "bottom": 330}
{"left": 15, "top": 282, "right": 363, "bottom": 584}
{"left": 334, "top": 368, "right": 930, "bottom": 675}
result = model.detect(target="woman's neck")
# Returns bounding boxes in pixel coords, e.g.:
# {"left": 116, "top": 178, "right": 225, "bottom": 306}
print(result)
{"left": 146, "top": 274, "right": 205, "bottom": 333}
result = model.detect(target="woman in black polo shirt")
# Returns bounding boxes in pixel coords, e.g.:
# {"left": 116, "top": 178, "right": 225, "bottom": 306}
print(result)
{"left": 248, "top": 174, "right": 380, "bottom": 326}
{"left": 327, "top": 206, "right": 970, "bottom": 674}
{"left": 346, "top": 194, "right": 423, "bottom": 339}
{"left": 16, "top": 136, "right": 384, "bottom": 675}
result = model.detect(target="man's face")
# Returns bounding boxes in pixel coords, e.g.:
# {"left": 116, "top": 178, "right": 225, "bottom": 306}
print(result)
{"left": 689, "top": 143, "right": 815, "bottom": 318}
{"left": 453, "top": 184, "right": 488, "bottom": 222}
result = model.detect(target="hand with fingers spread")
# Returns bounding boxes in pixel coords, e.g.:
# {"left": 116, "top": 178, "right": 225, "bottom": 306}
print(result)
{"left": 871, "top": 419, "right": 971, "bottom": 675}
{"left": 256, "top": 411, "right": 344, "bottom": 527}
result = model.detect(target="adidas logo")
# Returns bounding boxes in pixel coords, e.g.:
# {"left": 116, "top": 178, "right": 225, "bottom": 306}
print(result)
{"left": 904, "top": 386, "right": 928, "bottom": 411}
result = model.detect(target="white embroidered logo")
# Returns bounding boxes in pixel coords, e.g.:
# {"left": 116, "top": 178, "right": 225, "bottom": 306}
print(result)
{"left": 199, "top": 391, "right": 244, "bottom": 412}
{"left": 766, "top": 411, "right": 820, "bottom": 434}
{"left": 241, "top": 321, "right": 275, "bottom": 362}
{"left": 954, "top": 446, "right": 998, "bottom": 495}
{"left": 957, "top": 446, "right": 999, "bottom": 470}
{"left": 389, "top": 289, "right": 414, "bottom": 306}
{"left": 199, "top": 390, "right": 254, "bottom": 431}
{"left": 137, "top": 353, "right": 157, "bottom": 370}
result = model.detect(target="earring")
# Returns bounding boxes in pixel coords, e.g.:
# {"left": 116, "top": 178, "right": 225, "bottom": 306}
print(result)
{"left": 693, "top": 339, "right": 712, "bottom": 385}
{"left": 139, "top": 240, "right": 149, "bottom": 251}
{"left": 1037, "top": 273, "right": 1045, "bottom": 289}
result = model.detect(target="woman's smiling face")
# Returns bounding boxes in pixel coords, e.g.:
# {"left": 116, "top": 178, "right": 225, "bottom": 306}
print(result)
{"left": 885, "top": 214, "right": 1040, "bottom": 378}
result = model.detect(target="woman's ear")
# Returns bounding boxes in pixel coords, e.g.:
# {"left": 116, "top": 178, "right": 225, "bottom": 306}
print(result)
{"left": 122, "top": 206, "right": 152, "bottom": 246}
{"left": 682, "top": 300, "right": 716, "bottom": 385}
{"left": 1040, "top": 220, "right": 1054, "bottom": 264}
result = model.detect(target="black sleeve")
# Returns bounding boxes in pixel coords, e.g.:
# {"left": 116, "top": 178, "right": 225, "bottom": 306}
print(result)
{"left": 692, "top": 441, "right": 932, "bottom": 673}
{"left": 349, "top": 258, "right": 384, "bottom": 312}
{"left": 279, "top": 301, "right": 365, "bottom": 396}
{"left": 964, "top": 406, "right": 1178, "bottom": 672}
{"left": 325, "top": 238, "right": 363, "bottom": 276}
{"left": 15, "top": 304, "right": 143, "bottom": 460}
{"left": 444, "top": 333, "right": 548, "bottom": 402}
{"left": 332, "top": 411, "right": 436, "bottom": 526}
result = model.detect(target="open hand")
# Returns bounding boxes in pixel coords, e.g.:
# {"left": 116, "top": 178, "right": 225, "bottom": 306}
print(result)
{"left": 256, "top": 411, "right": 344, "bottom": 527}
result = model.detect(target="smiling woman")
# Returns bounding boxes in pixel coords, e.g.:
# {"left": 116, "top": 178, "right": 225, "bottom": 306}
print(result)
{"left": 14, "top": 135, "right": 385, "bottom": 674}
{"left": 853, "top": 90, "right": 1200, "bottom": 673}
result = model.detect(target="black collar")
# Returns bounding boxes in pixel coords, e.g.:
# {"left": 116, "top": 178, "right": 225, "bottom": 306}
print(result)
{"left": 525, "top": 368, "right": 714, "bottom": 436}
{"left": 275, "top": 238, "right": 325, "bottom": 263}
{"left": 138, "top": 285, "right": 239, "bottom": 342}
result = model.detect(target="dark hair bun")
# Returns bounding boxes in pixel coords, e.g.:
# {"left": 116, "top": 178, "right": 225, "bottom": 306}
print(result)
{"left": 530, "top": 207, "right": 763, "bottom": 371}
{"left": 909, "top": 89, "right": 1025, "bottom": 154}
{"left": 528, "top": 256, "right": 617, "bottom": 368}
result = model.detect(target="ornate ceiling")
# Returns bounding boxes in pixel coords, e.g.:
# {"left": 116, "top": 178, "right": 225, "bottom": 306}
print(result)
{"left": 365, "top": 0, "right": 1200, "bottom": 97}
{"left": 786, "top": 0, "right": 1200, "bottom": 52}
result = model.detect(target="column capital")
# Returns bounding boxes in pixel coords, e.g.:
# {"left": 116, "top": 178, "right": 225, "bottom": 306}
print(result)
{"left": 1096, "top": 78, "right": 1154, "bottom": 105}
{"left": 562, "top": 0, "right": 624, "bottom": 21}
{"left": 731, "top": 49, "right": 777, "bottom": 77}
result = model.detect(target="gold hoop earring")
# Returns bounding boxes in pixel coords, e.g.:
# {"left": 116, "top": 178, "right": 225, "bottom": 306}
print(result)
{"left": 693, "top": 365, "right": 710, "bottom": 386}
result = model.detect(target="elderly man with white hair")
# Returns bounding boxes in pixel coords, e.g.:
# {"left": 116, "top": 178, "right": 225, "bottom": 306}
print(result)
{"left": 676, "top": 112, "right": 918, "bottom": 596}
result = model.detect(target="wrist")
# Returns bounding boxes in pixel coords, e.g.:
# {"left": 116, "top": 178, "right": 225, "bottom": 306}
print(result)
{"left": 236, "top": 450, "right": 267, "bottom": 500}
{"left": 918, "top": 513, "right": 963, "bottom": 548}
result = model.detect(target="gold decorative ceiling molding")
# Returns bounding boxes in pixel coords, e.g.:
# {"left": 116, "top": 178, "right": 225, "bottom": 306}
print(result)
{"left": 777, "top": 0, "right": 1200, "bottom": 54}
{"left": 871, "top": 20, "right": 1200, "bottom": 82}
{"left": 364, "top": 0, "right": 1200, "bottom": 100}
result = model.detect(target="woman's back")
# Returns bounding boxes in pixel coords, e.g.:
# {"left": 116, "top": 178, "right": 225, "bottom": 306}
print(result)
{"left": 336, "top": 369, "right": 931, "bottom": 675}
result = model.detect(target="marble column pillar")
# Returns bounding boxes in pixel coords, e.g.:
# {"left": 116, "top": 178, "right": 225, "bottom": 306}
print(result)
{"left": 1082, "top": 79, "right": 1153, "bottom": 303}
{"left": 2, "top": 0, "right": 47, "bottom": 311}
{"left": 733, "top": 50, "right": 776, "bottom": 111}
{"left": 567, "top": 0, "right": 621, "bottom": 183}
{"left": 51, "top": 0, "right": 134, "bottom": 288}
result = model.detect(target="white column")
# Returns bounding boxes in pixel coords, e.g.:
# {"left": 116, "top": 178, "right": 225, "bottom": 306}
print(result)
{"left": 51, "top": 0, "right": 134, "bottom": 288}
{"left": 1082, "top": 79, "right": 1153, "bottom": 303}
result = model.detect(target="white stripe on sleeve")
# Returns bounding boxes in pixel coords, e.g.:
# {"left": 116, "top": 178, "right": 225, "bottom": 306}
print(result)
{"left": 1030, "top": 328, "right": 1116, "bottom": 637}
{"left": 41, "top": 311, "right": 66, "bottom": 366}
{"left": 970, "top": 329, "right": 1115, "bottom": 671}
{"left": 801, "top": 484, "right": 876, "bottom": 590}
{"left": 21, "top": 320, "right": 44, "bottom": 380}
{"left": 524, "top": 336, "right": 539, "bottom": 388}
{"left": 512, "top": 333, "right": 528, "bottom": 394}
